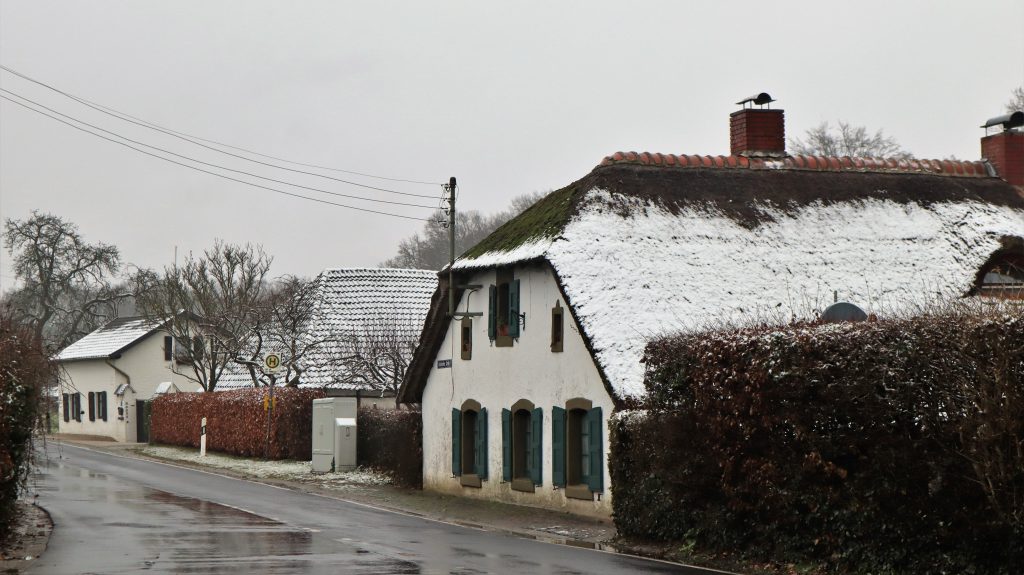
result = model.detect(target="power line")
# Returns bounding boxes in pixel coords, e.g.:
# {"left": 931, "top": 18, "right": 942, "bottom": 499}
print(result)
{"left": 0, "top": 88, "right": 437, "bottom": 210}
{"left": 0, "top": 65, "right": 443, "bottom": 192}
{"left": 0, "top": 93, "right": 433, "bottom": 222}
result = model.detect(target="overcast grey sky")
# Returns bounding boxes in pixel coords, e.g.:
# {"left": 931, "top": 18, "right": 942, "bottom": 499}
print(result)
{"left": 2, "top": 1, "right": 1022, "bottom": 288}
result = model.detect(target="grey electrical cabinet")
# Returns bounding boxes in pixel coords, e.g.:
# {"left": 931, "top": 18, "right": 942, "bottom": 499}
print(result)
{"left": 311, "top": 397, "right": 357, "bottom": 473}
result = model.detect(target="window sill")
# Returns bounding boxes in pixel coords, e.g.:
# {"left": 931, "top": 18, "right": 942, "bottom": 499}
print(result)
{"left": 460, "top": 474, "right": 482, "bottom": 488}
{"left": 511, "top": 477, "right": 535, "bottom": 493}
{"left": 565, "top": 484, "right": 593, "bottom": 501}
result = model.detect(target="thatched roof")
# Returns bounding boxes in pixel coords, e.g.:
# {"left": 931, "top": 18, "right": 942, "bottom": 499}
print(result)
{"left": 400, "top": 154, "right": 1024, "bottom": 403}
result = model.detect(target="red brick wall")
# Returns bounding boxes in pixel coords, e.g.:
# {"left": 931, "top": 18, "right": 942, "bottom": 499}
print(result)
{"left": 730, "top": 108, "right": 785, "bottom": 156}
{"left": 982, "top": 131, "right": 1024, "bottom": 187}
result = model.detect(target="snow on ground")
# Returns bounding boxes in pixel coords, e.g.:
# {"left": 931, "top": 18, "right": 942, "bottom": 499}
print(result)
{"left": 140, "top": 445, "right": 391, "bottom": 490}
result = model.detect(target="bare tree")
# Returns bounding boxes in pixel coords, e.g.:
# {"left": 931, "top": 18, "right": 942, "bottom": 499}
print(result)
{"left": 338, "top": 315, "right": 422, "bottom": 398}
{"left": 383, "top": 191, "right": 547, "bottom": 270}
{"left": 134, "top": 240, "right": 272, "bottom": 392}
{"left": 789, "top": 121, "right": 912, "bottom": 159}
{"left": 1008, "top": 86, "right": 1024, "bottom": 113}
{"left": 233, "top": 275, "right": 338, "bottom": 388}
{"left": 3, "top": 211, "right": 129, "bottom": 350}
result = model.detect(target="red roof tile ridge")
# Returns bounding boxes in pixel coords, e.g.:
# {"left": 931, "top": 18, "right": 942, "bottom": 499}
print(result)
{"left": 599, "top": 152, "right": 994, "bottom": 178}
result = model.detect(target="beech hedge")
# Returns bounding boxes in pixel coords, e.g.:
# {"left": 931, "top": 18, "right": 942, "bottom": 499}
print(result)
{"left": 151, "top": 388, "right": 326, "bottom": 460}
{"left": 356, "top": 407, "right": 422, "bottom": 488}
{"left": 612, "top": 313, "right": 1024, "bottom": 574}
{"left": 0, "top": 317, "right": 51, "bottom": 545}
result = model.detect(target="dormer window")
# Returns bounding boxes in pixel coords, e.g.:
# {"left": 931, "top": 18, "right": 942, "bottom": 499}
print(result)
{"left": 980, "top": 255, "right": 1024, "bottom": 298}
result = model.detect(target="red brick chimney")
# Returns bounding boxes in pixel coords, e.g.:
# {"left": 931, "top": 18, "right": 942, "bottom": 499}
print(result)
{"left": 730, "top": 93, "right": 785, "bottom": 157}
{"left": 981, "top": 111, "right": 1024, "bottom": 187}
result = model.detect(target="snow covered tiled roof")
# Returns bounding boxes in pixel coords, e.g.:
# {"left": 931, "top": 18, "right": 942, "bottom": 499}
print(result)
{"left": 421, "top": 158, "right": 1024, "bottom": 401}
{"left": 217, "top": 268, "right": 437, "bottom": 390}
{"left": 56, "top": 316, "right": 165, "bottom": 362}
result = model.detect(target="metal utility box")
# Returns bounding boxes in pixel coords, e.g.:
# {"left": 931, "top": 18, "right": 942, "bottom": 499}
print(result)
{"left": 311, "top": 397, "right": 357, "bottom": 473}
{"left": 334, "top": 417, "right": 357, "bottom": 472}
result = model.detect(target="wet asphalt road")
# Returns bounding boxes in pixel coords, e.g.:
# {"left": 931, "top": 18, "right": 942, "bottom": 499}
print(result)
{"left": 28, "top": 443, "right": 712, "bottom": 574}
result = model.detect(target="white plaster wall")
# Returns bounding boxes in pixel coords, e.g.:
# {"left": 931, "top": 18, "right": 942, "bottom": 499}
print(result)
{"left": 421, "top": 263, "right": 616, "bottom": 517}
{"left": 57, "top": 361, "right": 127, "bottom": 440}
{"left": 56, "top": 330, "right": 191, "bottom": 442}
{"left": 111, "top": 331, "right": 193, "bottom": 398}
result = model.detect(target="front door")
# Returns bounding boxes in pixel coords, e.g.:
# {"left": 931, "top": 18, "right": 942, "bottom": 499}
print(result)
{"left": 135, "top": 400, "right": 151, "bottom": 443}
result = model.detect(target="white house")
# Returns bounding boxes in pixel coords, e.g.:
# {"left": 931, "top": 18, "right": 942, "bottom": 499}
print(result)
{"left": 399, "top": 100, "right": 1024, "bottom": 517}
{"left": 216, "top": 267, "right": 437, "bottom": 408}
{"left": 55, "top": 316, "right": 194, "bottom": 442}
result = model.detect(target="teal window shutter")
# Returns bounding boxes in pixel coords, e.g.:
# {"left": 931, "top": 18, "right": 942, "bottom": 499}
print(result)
{"left": 508, "top": 279, "right": 521, "bottom": 338}
{"left": 530, "top": 407, "right": 543, "bottom": 485}
{"left": 476, "top": 407, "right": 488, "bottom": 479}
{"left": 488, "top": 286, "right": 497, "bottom": 340}
{"left": 552, "top": 406, "right": 565, "bottom": 487}
{"left": 586, "top": 407, "right": 604, "bottom": 492}
{"left": 451, "top": 408, "right": 461, "bottom": 476}
{"left": 501, "top": 409, "right": 512, "bottom": 482}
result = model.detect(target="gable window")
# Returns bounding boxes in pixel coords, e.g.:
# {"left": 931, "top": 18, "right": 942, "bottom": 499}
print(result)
{"left": 980, "top": 255, "right": 1024, "bottom": 299}
{"left": 460, "top": 318, "right": 473, "bottom": 360}
{"left": 552, "top": 398, "right": 604, "bottom": 500}
{"left": 164, "top": 335, "right": 173, "bottom": 361}
{"left": 551, "top": 301, "right": 564, "bottom": 353}
{"left": 488, "top": 268, "right": 520, "bottom": 347}
{"left": 452, "top": 399, "right": 488, "bottom": 487}
{"left": 502, "top": 400, "right": 543, "bottom": 492}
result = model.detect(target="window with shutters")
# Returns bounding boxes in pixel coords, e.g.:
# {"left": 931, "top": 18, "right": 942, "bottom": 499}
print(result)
{"left": 72, "top": 393, "right": 82, "bottom": 422}
{"left": 488, "top": 268, "right": 520, "bottom": 347}
{"left": 552, "top": 398, "right": 603, "bottom": 500}
{"left": 88, "top": 392, "right": 96, "bottom": 422}
{"left": 452, "top": 399, "right": 488, "bottom": 488}
{"left": 503, "top": 399, "right": 542, "bottom": 492}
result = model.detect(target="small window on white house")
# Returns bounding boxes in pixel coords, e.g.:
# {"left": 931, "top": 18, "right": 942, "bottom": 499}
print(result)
{"left": 88, "top": 392, "right": 96, "bottom": 422}
{"left": 62, "top": 393, "right": 70, "bottom": 422}
{"left": 163, "top": 335, "right": 173, "bottom": 361}
{"left": 460, "top": 318, "right": 472, "bottom": 360}
{"left": 551, "top": 302, "right": 564, "bottom": 353}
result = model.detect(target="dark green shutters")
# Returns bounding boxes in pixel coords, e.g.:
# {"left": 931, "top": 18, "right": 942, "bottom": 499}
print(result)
{"left": 586, "top": 406, "right": 604, "bottom": 492}
{"left": 62, "top": 393, "right": 70, "bottom": 423}
{"left": 508, "top": 279, "right": 521, "bottom": 338}
{"left": 451, "top": 408, "right": 461, "bottom": 476}
{"left": 88, "top": 392, "right": 96, "bottom": 422}
{"left": 552, "top": 406, "right": 566, "bottom": 487}
{"left": 488, "top": 286, "right": 497, "bottom": 340}
{"left": 501, "top": 408, "right": 512, "bottom": 481}
{"left": 530, "top": 407, "right": 543, "bottom": 485}
{"left": 475, "top": 407, "right": 488, "bottom": 479}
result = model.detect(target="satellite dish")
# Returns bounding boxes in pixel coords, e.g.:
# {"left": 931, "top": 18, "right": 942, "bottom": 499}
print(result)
{"left": 821, "top": 302, "right": 868, "bottom": 323}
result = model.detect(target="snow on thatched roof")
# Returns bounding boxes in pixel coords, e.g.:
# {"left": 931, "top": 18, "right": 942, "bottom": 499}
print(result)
{"left": 404, "top": 154, "right": 1024, "bottom": 401}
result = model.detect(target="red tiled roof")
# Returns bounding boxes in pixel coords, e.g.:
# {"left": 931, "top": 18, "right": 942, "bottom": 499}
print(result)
{"left": 599, "top": 152, "right": 994, "bottom": 178}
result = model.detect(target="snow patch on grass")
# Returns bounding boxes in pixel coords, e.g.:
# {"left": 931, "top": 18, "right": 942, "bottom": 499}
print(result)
{"left": 140, "top": 445, "right": 391, "bottom": 488}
